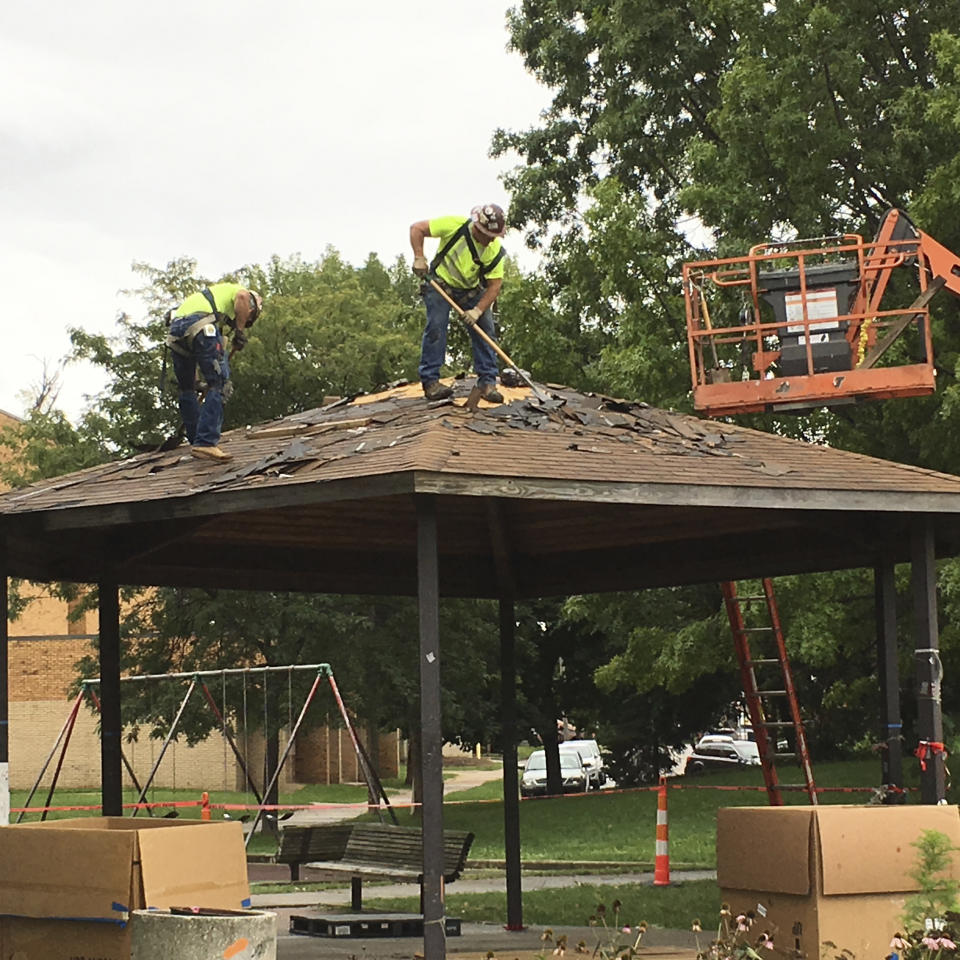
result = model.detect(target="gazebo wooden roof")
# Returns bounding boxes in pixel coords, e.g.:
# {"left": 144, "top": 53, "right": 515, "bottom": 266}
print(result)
{"left": 0, "top": 377, "right": 954, "bottom": 959}
{"left": 2, "top": 379, "right": 960, "bottom": 596}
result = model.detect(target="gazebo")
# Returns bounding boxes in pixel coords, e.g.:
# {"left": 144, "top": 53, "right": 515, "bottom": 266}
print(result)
{"left": 0, "top": 378, "right": 956, "bottom": 959}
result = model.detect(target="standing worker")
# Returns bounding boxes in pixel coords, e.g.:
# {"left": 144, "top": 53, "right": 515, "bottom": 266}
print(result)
{"left": 411, "top": 204, "right": 508, "bottom": 403}
{"left": 167, "top": 282, "right": 262, "bottom": 462}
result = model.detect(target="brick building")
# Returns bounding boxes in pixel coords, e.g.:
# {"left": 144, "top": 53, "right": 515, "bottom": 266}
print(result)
{"left": 1, "top": 410, "right": 400, "bottom": 795}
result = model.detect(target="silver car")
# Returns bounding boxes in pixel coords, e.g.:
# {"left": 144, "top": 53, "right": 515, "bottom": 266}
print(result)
{"left": 560, "top": 740, "right": 606, "bottom": 788}
{"left": 520, "top": 749, "right": 589, "bottom": 796}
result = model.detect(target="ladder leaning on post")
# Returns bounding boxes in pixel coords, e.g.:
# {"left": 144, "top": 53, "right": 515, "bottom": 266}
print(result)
{"left": 721, "top": 579, "right": 817, "bottom": 805}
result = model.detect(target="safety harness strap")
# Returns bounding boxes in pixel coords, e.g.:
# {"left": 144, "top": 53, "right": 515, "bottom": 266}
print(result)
{"left": 201, "top": 286, "right": 235, "bottom": 328}
{"left": 166, "top": 315, "right": 214, "bottom": 356}
{"left": 430, "top": 220, "right": 504, "bottom": 288}
{"left": 462, "top": 226, "right": 505, "bottom": 284}
{"left": 166, "top": 286, "right": 232, "bottom": 355}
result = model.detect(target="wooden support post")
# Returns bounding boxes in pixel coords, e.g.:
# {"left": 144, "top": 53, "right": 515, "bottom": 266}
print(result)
{"left": 487, "top": 498, "right": 523, "bottom": 931}
{"left": 911, "top": 520, "right": 946, "bottom": 803}
{"left": 99, "top": 580, "right": 123, "bottom": 816}
{"left": 417, "top": 495, "right": 445, "bottom": 960}
{"left": 0, "top": 535, "right": 8, "bottom": 825}
{"left": 875, "top": 561, "right": 904, "bottom": 802}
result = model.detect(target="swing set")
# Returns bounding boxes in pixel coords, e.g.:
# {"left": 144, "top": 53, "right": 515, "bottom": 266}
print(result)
{"left": 20, "top": 662, "right": 398, "bottom": 840}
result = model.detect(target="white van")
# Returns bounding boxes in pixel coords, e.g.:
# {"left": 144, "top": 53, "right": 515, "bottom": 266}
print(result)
{"left": 560, "top": 739, "right": 606, "bottom": 788}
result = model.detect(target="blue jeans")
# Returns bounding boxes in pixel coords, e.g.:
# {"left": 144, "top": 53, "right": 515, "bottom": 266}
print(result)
{"left": 418, "top": 284, "right": 499, "bottom": 385}
{"left": 169, "top": 314, "right": 231, "bottom": 447}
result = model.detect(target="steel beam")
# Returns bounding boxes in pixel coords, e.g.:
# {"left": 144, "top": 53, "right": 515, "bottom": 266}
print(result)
{"left": 874, "top": 561, "right": 904, "bottom": 801}
{"left": 911, "top": 520, "right": 946, "bottom": 803}
{"left": 417, "top": 495, "right": 445, "bottom": 960}
{"left": 99, "top": 580, "right": 122, "bottom": 816}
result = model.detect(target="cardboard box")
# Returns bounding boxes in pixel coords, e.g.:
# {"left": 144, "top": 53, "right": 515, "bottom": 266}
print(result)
{"left": 718, "top": 805, "right": 960, "bottom": 960}
{"left": 0, "top": 817, "right": 250, "bottom": 960}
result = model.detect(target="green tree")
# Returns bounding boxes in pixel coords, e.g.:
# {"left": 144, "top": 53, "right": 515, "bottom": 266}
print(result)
{"left": 12, "top": 249, "right": 510, "bottom": 815}
{"left": 495, "top": 0, "right": 960, "bottom": 760}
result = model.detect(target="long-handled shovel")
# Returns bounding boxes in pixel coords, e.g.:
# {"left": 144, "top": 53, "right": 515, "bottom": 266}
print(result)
{"left": 428, "top": 278, "right": 548, "bottom": 402}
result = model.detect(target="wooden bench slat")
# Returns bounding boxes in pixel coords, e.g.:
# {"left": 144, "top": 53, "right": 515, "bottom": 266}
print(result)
{"left": 271, "top": 822, "right": 475, "bottom": 903}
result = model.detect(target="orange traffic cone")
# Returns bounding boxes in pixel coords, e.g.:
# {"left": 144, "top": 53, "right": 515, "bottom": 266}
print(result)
{"left": 653, "top": 776, "right": 670, "bottom": 886}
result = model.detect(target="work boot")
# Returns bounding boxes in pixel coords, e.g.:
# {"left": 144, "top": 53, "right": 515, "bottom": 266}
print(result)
{"left": 191, "top": 445, "right": 233, "bottom": 462}
{"left": 479, "top": 382, "right": 504, "bottom": 404}
{"left": 423, "top": 381, "right": 454, "bottom": 401}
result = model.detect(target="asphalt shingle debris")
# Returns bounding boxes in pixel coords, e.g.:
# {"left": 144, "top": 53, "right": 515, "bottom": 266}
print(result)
{"left": 7, "top": 377, "right": 898, "bottom": 515}
{"left": 193, "top": 380, "right": 750, "bottom": 487}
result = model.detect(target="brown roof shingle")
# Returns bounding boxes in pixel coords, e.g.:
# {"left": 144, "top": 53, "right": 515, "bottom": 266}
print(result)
{"left": 2, "top": 379, "right": 958, "bottom": 596}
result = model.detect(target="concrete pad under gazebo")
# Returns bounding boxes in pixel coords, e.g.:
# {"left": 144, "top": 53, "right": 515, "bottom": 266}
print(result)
{"left": 0, "top": 378, "right": 956, "bottom": 959}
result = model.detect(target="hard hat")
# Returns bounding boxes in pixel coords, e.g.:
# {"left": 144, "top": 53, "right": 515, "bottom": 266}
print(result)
{"left": 471, "top": 204, "right": 507, "bottom": 238}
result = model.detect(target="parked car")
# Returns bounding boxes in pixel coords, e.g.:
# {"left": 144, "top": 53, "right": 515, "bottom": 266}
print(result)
{"left": 684, "top": 734, "right": 761, "bottom": 775}
{"left": 520, "top": 748, "right": 589, "bottom": 797}
{"left": 560, "top": 739, "right": 606, "bottom": 788}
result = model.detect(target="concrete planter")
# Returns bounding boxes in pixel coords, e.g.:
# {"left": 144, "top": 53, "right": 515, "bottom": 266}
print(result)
{"left": 130, "top": 908, "right": 277, "bottom": 960}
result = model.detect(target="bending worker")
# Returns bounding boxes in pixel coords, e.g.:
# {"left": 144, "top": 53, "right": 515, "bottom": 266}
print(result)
{"left": 167, "top": 281, "right": 262, "bottom": 462}
{"left": 411, "top": 204, "right": 507, "bottom": 403}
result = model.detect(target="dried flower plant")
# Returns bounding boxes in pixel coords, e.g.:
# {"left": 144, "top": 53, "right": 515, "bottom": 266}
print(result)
{"left": 695, "top": 903, "right": 781, "bottom": 960}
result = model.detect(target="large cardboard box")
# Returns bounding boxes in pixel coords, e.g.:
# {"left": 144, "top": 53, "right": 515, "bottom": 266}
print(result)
{"left": 0, "top": 817, "right": 250, "bottom": 960}
{"left": 718, "top": 805, "right": 960, "bottom": 960}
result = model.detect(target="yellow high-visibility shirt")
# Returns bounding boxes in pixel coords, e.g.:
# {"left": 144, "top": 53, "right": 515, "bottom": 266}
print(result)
{"left": 428, "top": 216, "right": 505, "bottom": 289}
{"left": 174, "top": 282, "right": 243, "bottom": 319}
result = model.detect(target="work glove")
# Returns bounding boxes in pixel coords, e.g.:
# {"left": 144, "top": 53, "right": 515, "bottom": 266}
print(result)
{"left": 232, "top": 328, "right": 248, "bottom": 352}
{"left": 223, "top": 381, "right": 235, "bottom": 401}
{"left": 464, "top": 307, "right": 483, "bottom": 325}
{"left": 412, "top": 256, "right": 429, "bottom": 278}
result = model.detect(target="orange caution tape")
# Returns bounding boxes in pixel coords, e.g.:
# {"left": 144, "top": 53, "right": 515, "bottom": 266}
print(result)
{"left": 915, "top": 740, "right": 948, "bottom": 771}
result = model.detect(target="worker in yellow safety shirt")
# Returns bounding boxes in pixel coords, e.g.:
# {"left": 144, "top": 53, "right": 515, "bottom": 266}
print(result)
{"left": 166, "top": 282, "right": 262, "bottom": 462}
{"left": 410, "top": 204, "right": 507, "bottom": 403}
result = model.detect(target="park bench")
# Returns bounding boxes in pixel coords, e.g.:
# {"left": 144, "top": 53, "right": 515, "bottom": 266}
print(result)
{"left": 274, "top": 822, "right": 475, "bottom": 910}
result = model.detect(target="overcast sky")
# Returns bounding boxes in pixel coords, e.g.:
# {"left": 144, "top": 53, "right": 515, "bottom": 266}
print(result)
{"left": 1, "top": 1, "right": 552, "bottom": 421}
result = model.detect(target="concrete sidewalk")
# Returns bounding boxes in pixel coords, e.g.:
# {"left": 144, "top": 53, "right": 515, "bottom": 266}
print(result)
{"left": 256, "top": 868, "right": 716, "bottom": 958}
{"left": 276, "top": 920, "right": 701, "bottom": 959}
{"left": 267, "top": 760, "right": 503, "bottom": 830}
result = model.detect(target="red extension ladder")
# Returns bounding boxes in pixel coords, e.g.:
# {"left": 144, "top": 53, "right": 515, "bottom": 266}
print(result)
{"left": 721, "top": 579, "right": 817, "bottom": 805}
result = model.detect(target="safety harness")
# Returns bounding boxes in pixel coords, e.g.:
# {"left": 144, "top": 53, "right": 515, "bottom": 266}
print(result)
{"left": 165, "top": 288, "right": 228, "bottom": 357}
{"left": 430, "top": 220, "right": 505, "bottom": 289}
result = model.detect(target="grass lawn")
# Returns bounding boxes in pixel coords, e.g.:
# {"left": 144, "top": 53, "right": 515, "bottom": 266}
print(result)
{"left": 11, "top": 777, "right": 408, "bottom": 823}
{"left": 297, "top": 757, "right": 917, "bottom": 866}
{"left": 23, "top": 758, "right": 919, "bottom": 930}
{"left": 418, "top": 757, "right": 920, "bottom": 866}
{"left": 21, "top": 757, "right": 918, "bottom": 867}
{"left": 363, "top": 878, "right": 720, "bottom": 929}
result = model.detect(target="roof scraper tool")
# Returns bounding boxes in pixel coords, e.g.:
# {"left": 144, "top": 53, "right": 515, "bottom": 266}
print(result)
{"left": 428, "top": 278, "right": 548, "bottom": 402}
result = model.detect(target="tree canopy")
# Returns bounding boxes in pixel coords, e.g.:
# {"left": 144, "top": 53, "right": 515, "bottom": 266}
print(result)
{"left": 491, "top": 0, "right": 960, "bottom": 766}
{"left": 10, "top": 2, "right": 960, "bottom": 783}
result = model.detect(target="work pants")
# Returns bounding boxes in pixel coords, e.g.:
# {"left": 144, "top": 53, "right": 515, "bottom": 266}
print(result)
{"left": 418, "top": 283, "right": 498, "bottom": 386}
{"left": 169, "top": 314, "right": 231, "bottom": 448}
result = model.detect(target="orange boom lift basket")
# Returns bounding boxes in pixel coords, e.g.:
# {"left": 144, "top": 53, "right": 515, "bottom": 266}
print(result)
{"left": 683, "top": 209, "right": 960, "bottom": 417}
